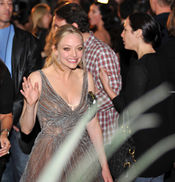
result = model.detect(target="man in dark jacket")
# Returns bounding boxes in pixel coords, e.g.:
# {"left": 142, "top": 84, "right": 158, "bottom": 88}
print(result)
{"left": 0, "top": 0, "right": 43, "bottom": 181}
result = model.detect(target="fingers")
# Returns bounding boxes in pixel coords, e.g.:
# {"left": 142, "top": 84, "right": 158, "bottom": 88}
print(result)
{"left": 0, "top": 139, "right": 11, "bottom": 157}
{"left": 22, "top": 77, "right": 31, "bottom": 90}
{"left": 22, "top": 77, "right": 38, "bottom": 92}
{"left": 20, "top": 77, "right": 38, "bottom": 96}
{"left": 13, "top": 125, "right": 20, "bottom": 132}
{"left": 0, "top": 148, "right": 10, "bottom": 157}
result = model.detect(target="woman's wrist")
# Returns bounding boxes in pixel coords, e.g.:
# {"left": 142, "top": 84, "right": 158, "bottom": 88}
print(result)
{"left": 101, "top": 160, "right": 109, "bottom": 169}
{"left": 0, "top": 129, "right": 10, "bottom": 137}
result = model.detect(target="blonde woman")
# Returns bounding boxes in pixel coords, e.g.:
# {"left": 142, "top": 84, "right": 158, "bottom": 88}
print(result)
{"left": 20, "top": 24, "right": 113, "bottom": 182}
{"left": 31, "top": 3, "right": 52, "bottom": 52}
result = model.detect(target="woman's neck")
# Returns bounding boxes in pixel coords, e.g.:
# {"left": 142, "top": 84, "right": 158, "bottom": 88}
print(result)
{"left": 96, "top": 20, "right": 105, "bottom": 31}
{"left": 52, "top": 63, "right": 73, "bottom": 81}
{"left": 137, "top": 44, "right": 155, "bottom": 59}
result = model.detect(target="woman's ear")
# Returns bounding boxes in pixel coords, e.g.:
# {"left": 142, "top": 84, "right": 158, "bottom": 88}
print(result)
{"left": 52, "top": 45, "right": 58, "bottom": 56}
{"left": 135, "top": 29, "right": 143, "bottom": 38}
{"left": 72, "top": 22, "right": 79, "bottom": 29}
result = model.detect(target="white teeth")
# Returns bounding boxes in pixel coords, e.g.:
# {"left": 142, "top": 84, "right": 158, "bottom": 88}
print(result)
{"left": 69, "top": 59, "right": 77, "bottom": 62}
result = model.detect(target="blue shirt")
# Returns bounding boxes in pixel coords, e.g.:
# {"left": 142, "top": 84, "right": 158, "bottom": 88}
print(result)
{"left": 0, "top": 24, "right": 15, "bottom": 75}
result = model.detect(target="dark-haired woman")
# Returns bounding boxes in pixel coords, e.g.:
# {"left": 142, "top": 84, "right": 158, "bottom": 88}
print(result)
{"left": 100, "top": 13, "right": 174, "bottom": 182}
{"left": 88, "top": 1, "right": 122, "bottom": 53}
{"left": 0, "top": 59, "right": 13, "bottom": 180}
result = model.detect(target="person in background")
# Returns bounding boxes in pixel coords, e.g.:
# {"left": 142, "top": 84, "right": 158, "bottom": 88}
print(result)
{"left": 88, "top": 0, "right": 122, "bottom": 52}
{"left": 149, "top": 0, "right": 173, "bottom": 47}
{"left": 88, "top": 1, "right": 112, "bottom": 46}
{"left": 48, "top": 3, "right": 121, "bottom": 144}
{"left": 157, "top": 2, "right": 175, "bottom": 180}
{"left": 19, "top": 24, "right": 113, "bottom": 182}
{"left": 0, "top": 0, "right": 43, "bottom": 181}
{"left": 0, "top": 59, "right": 13, "bottom": 181}
{"left": 31, "top": 3, "right": 52, "bottom": 56}
{"left": 100, "top": 12, "right": 175, "bottom": 182}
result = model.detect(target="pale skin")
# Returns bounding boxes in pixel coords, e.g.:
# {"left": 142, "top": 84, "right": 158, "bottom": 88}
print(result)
{"left": 20, "top": 32, "right": 113, "bottom": 182}
{"left": 0, "top": 113, "right": 12, "bottom": 156}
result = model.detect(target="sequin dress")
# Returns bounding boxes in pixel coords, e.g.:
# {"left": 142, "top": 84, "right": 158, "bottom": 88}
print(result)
{"left": 20, "top": 70, "right": 103, "bottom": 182}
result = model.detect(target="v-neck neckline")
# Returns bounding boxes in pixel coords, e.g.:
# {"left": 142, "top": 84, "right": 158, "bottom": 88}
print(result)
{"left": 40, "top": 70, "right": 85, "bottom": 112}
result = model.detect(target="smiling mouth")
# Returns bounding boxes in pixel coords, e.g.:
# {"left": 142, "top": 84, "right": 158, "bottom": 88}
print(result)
{"left": 68, "top": 59, "right": 78, "bottom": 63}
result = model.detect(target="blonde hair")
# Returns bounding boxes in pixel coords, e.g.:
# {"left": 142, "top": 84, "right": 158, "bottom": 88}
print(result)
{"left": 31, "top": 3, "right": 50, "bottom": 35}
{"left": 167, "top": 1, "right": 175, "bottom": 36}
{"left": 44, "top": 24, "right": 85, "bottom": 70}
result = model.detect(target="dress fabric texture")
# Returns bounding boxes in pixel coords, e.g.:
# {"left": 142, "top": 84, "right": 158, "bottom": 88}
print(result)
{"left": 20, "top": 70, "right": 103, "bottom": 182}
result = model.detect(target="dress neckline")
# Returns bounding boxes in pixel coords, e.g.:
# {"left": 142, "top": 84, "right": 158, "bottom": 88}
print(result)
{"left": 39, "top": 70, "right": 86, "bottom": 112}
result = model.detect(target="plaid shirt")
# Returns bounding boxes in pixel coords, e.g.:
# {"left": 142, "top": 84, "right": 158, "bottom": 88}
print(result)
{"left": 84, "top": 32, "right": 122, "bottom": 143}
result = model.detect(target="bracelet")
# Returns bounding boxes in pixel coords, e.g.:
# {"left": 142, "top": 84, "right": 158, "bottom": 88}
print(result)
{"left": 0, "top": 129, "right": 10, "bottom": 136}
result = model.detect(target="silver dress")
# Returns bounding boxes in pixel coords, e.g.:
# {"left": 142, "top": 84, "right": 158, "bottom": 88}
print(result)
{"left": 20, "top": 70, "right": 103, "bottom": 182}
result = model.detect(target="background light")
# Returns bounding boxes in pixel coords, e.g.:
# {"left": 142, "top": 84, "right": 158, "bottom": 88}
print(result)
{"left": 97, "top": 0, "right": 109, "bottom": 4}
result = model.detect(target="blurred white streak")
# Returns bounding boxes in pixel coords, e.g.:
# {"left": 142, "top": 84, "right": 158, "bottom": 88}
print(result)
{"left": 67, "top": 114, "right": 159, "bottom": 182}
{"left": 118, "top": 134, "right": 175, "bottom": 182}
{"left": 37, "top": 83, "right": 172, "bottom": 182}
{"left": 67, "top": 146, "right": 99, "bottom": 182}
{"left": 126, "top": 83, "right": 171, "bottom": 121}
{"left": 69, "top": 83, "right": 171, "bottom": 182}
{"left": 37, "top": 104, "right": 97, "bottom": 182}
{"left": 106, "top": 114, "right": 160, "bottom": 159}
{"left": 106, "top": 83, "right": 170, "bottom": 158}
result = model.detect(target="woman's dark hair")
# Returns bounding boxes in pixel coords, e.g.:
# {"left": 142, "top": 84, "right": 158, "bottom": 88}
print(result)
{"left": 129, "top": 12, "right": 161, "bottom": 48}
{"left": 94, "top": 1, "right": 123, "bottom": 52}
{"left": 94, "top": 2, "right": 116, "bottom": 31}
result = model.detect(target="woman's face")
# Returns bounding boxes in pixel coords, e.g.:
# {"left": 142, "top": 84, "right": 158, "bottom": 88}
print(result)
{"left": 55, "top": 33, "right": 84, "bottom": 70}
{"left": 88, "top": 4, "right": 102, "bottom": 26}
{"left": 121, "top": 18, "right": 137, "bottom": 50}
{"left": 41, "top": 11, "right": 52, "bottom": 29}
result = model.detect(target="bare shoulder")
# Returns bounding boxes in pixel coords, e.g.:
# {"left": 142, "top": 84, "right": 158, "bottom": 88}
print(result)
{"left": 28, "top": 71, "right": 41, "bottom": 83}
{"left": 28, "top": 71, "right": 42, "bottom": 91}
{"left": 95, "top": 30, "right": 110, "bottom": 45}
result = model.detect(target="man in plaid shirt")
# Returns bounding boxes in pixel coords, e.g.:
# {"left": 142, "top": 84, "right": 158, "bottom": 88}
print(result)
{"left": 53, "top": 3, "right": 121, "bottom": 143}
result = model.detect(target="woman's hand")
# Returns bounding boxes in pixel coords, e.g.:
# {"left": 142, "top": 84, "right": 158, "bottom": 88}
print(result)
{"left": 20, "top": 77, "right": 39, "bottom": 106}
{"left": 102, "top": 164, "right": 113, "bottom": 182}
{"left": 0, "top": 134, "right": 10, "bottom": 157}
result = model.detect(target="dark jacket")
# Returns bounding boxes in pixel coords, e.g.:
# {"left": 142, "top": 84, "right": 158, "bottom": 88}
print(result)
{"left": 12, "top": 26, "right": 43, "bottom": 126}
{"left": 155, "top": 13, "right": 170, "bottom": 49}
{"left": 112, "top": 53, "right": 175, "bottom": 177}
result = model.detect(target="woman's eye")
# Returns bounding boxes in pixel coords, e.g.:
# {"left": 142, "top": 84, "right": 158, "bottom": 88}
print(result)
{"left": 78, "top": 47, "right": 83, "bottom": 51}
{"left": 63, "top": 47, "right": 70, "bottom": 51}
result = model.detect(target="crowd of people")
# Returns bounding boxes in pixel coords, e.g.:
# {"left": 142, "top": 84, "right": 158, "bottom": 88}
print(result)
{"left": 0, "top": 0, "right": 175, "bottom": 182}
